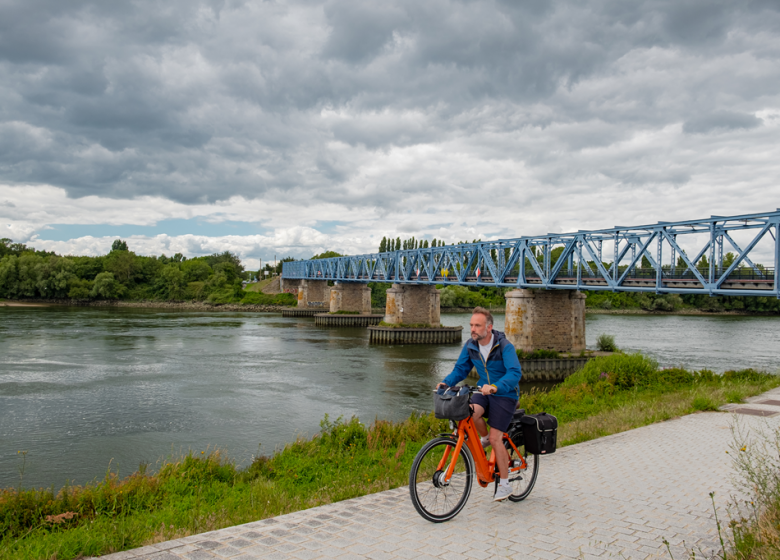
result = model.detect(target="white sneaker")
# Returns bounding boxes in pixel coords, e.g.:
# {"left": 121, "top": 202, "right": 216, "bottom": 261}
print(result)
{"left": 493, "top": 484, "right": 513, "bottom": 502}
{"left": 481, "top": 436, "right": 490, "bottom": 448}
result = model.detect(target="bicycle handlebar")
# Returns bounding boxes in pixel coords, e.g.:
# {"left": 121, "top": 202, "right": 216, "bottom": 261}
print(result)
{"left": 434, "top": 384, "right": 482, "bottom": 393}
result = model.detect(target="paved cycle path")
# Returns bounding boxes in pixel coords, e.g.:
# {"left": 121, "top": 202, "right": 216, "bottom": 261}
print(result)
{"left": 96, "top": 388, "right": 780, "bottom": 560}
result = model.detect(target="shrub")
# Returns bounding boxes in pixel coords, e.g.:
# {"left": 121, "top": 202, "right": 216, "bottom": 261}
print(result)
{"left": 240, "top": 292, "right": 296, "bottom": 306}
{"left": 517, "top": 349, "right": 560, "bottom": 360}
{"left": 651, "top": 293, "right": 683, "bottom": 311}
{"left": 596, "top": 334, "right": 618, "bottom": 352}
{"left": 723, "top": 369, "right": 770, "bottom": 383}
{"left": 655, "top": 367, "right": 695, "bottom": 385}
{"left": 565, "top": 353, "right": 659, "bottom": 389}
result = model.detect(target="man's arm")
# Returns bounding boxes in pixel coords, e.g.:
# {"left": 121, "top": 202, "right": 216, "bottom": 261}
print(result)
{"left": 492, "top": 343, "right": 522, "bottom": 395}
{"left": 441, "top": 344, "right": 473, "bottom": 387}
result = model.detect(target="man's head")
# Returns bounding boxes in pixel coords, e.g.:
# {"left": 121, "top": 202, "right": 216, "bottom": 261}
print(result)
{"left": 470, "top": 307, "right": 494, "bottom": 343}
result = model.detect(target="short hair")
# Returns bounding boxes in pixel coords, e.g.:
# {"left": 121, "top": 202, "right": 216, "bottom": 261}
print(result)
{"left": 472, "top": 307, "right": 494, "bottom": 326}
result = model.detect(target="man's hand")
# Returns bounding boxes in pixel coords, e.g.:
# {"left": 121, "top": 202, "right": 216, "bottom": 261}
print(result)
{"left": 480, "top": 385, "right": 497, "bottom": 396}
{"left": 437, "top": 382, "right": 448, "bottom": 390}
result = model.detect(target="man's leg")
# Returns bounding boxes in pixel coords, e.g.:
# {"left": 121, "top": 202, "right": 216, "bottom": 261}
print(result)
{"left": 471, "top": 404, "right": 487, "bottom": 438}
{"left": 489, "top": 427, "right": 509, "bottom": 479}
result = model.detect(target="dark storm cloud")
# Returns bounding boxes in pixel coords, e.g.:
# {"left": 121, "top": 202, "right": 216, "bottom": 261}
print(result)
{"left": 1, "top": 0, "right": 779, "bottom": 205}
{"left": 683, "top": 111, "right": 763, "bottom": 134}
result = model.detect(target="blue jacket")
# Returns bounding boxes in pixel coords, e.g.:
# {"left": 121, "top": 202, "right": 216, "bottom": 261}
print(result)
{"left": 442, "top": 329, "right": 522, "bottom": 400}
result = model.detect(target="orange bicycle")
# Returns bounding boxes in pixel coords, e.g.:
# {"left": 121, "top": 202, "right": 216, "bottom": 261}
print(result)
{"left": 409, "top": 386, "right": 539, "bottom": 522}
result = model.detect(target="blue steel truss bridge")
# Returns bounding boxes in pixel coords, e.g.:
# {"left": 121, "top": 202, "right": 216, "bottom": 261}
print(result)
{"left": 283, "top": 210, "right": 780, "bottom": 297}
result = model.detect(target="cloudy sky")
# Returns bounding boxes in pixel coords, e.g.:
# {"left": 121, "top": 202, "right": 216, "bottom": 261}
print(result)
{"left": 2, "top": 0, "right": 779, "bottom": 269}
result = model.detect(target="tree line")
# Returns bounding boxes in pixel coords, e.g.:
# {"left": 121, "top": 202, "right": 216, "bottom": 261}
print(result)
{"left": 0, "top": 238, "right": 294, "bottom": 305}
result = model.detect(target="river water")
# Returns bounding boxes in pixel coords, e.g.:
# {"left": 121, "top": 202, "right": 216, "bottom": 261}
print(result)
{"left": 1, "top": 306, "right": 778, "bottom": 489}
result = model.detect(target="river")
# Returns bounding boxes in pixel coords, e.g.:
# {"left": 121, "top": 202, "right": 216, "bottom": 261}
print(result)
{"left": 1, "top": 306, "right": 778, "bottom": 489}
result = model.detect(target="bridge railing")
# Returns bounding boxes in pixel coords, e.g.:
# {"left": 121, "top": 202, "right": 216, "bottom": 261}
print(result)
{"left": 283, "top": 210, "right": 780, "bottom": 297}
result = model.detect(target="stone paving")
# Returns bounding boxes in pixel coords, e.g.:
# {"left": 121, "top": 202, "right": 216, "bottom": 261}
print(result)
{"left": 95, "top": 388, "right": 780, "bottom": 560}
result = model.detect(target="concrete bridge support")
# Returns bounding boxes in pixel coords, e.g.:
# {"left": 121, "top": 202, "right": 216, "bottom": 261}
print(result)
{"left": 329, "top": 282, "right": 372, "bottom": 314}
{"left": 297, "top": 280, "right": 330, "bottom": 309}
{"left": 384, "top": 284, "right": 441, "bottom": 326}
{"left": 504, "top": 289, "right": 586, "bottom": 353}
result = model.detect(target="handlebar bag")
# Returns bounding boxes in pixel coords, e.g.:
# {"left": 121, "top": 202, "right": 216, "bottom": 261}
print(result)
{"left": 519, "top": 412, "right": 558, "bottom": 455}
{"left": 434, "top": 387, "right": 471, "bottom": 421}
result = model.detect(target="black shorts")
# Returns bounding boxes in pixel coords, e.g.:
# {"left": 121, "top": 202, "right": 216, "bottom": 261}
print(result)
{"left": 471, "top": 394, "right": 518, "bottom": 433}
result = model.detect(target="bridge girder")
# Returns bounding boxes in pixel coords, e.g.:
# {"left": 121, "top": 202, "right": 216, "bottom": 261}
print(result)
{"left": 283, "top": 210, "right": 780, "bottom": 298}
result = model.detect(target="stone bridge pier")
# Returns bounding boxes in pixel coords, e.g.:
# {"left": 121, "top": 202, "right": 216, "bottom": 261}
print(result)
{"left": 370, "top": 284, "right": 461, "bottom": 343}
{"left": 384, "top": 284, "right": 441, "bottom": 326}
{"left": 329, "top": 282, "right": 372, "bottom": 314}
{"left": 504, "top": 289, "right": 586, "bottom": 353}
{"left": 297, "top": 280, "right": 330, "bottom": 308}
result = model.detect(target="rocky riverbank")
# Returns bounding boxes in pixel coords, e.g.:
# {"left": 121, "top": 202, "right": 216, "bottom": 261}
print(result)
{"left": 1, "top": 299, "right": 291, "bottom": 312}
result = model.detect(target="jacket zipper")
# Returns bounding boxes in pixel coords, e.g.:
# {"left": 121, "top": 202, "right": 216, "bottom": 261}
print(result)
{"left": 479, "top": 342, "right": 500, "bottom": 388}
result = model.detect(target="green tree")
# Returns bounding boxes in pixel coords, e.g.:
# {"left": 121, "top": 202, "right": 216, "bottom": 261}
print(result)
{"left": 37, "top": 256, "right": 77, "bottom": 298}
{"left": 182, "top": 259, "right": 212, "bottom": 282}
{"left": 722, "top": 252, "right": 736, "bottom": 270}
{"left": 104, "top": 250, "right": 138, "bottom": 284}
{"left": 68, "top": 279, "right": 92, "bottom": 300}
{"left": 379, "top": 237, "right": 387, "bottom": 253}
{"left": 16, "top": 253, "right": 43, "bottom": 297}
{"left": 157, "top": 264, "right": 187, "bottom": 300}
{"left": 312, "top": 251, "right": 343, "bottom": 259}
{"left": 0, "top": 255, "right": 19, "bottom": 297}
{"left": 91, "top": 272, "right": 121, "bottom": 299}
{"left": 111, "top": 239, "right": 129, "bottom": 252}
{"left": 204, "top": 251, "right": 245, "bottom": 275}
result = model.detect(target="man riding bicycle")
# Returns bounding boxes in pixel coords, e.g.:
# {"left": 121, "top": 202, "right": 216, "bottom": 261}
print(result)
{"left": 438, "top": 306, "right": 522, "bottom": 502}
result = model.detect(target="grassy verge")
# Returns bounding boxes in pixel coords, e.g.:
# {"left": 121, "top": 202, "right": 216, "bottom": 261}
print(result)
{"left": 244, "top": 278, "right": 276, "bottom": 293}
{"left": 2, "top": 355, "right": 778, "bottom": 560}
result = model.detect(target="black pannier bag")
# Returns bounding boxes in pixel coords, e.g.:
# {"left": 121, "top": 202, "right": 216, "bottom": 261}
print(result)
{"left": 506, "top": 409, "right": 526, "bottom": 449}
{"left": 519, "top": 412, "right": 558, "bottom": 455}
{"left": 434, "top": 386, "right": 471, "bottom": 421}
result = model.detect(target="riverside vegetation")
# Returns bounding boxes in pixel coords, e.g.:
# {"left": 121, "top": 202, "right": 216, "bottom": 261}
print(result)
{"left": 2, "top": 354, "right": 779, "bottom": 560}
{"left": 705, "top": 421, "right": 780, "bottom": 560}
{"left": 0, "top": 238, "right": 295, "bottom": 306}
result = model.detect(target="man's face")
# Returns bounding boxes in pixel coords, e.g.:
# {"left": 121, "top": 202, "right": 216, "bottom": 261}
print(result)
{"left": 469, "top": 313, "right": 491, "bottom": 343}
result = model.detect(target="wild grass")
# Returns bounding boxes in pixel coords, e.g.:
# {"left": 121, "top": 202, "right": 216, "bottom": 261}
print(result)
{"left": 239, "top": 292, "right": 296, "bottom": 306}
{"left": 2, "top": 354, "right": 778, "bottom": 560}
{"left": 670, "top": 421, "right": 780, "bottom": 560}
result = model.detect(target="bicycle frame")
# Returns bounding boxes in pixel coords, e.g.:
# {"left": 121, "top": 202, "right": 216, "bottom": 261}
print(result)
{"left": 437, "top": 415, "right": 527, "bottom": 488}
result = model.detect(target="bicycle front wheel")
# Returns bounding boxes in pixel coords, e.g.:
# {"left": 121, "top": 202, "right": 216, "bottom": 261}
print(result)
{"left": 506, "top": 440, "right": 539, "bottom": 502}
{"left": 409, "top": 437, "right": 474, "bottom": 522}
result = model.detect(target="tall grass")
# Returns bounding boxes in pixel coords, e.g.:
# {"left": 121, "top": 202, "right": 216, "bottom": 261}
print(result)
{"left": 2, "top": 354, "right": 778, "bottom": 560}
{"left": 689, "top": 422, "right": 780, "bottom": 560}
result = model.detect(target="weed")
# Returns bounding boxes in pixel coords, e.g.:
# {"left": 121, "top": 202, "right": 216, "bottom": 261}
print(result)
{"left": 691, "top": 395, "right": 718, "bottom": 412}
{"left": 596, "top": 334, "right": 619, "bottom": 352}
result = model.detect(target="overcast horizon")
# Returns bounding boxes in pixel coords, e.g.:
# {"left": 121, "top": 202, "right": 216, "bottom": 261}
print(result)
{"left": 2, "top": 0, "right": 780, "bottom": 270}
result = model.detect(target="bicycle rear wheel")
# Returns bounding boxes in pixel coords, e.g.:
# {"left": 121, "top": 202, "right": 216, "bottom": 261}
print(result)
{"left": 505, "top": 440, "right": 539, "bottom": 502}
{"left": 409, "top": 437, "right": 474, "bottom": 522}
